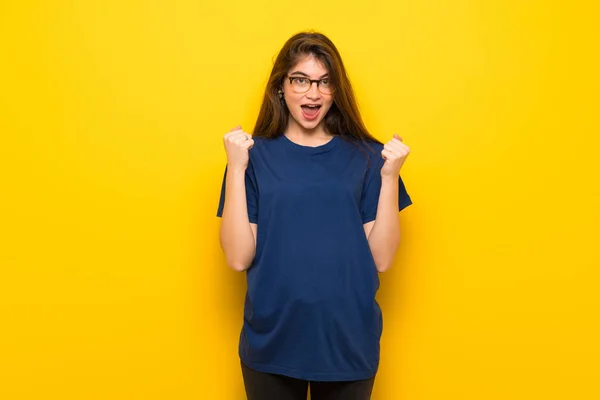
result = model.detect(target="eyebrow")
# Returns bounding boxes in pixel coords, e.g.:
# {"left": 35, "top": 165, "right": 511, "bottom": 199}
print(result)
{"left": 289, "top": 71, "right": 328, "bottom": 78}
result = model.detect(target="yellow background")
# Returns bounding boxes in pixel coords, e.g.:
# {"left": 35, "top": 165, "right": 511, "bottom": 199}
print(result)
{"left": 1, "top": 0, "right": 599, "bottom": 399}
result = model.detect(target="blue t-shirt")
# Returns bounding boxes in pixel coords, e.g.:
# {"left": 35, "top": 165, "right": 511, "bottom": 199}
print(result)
{"left": 217, "top": 134, "right": 412, "bottom": 381}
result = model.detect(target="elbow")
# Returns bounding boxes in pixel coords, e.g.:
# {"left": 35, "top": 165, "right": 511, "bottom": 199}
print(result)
{"left": 224, "top": 252, "right": 254, "bottom": 272}
{"left": 219, "top": 236, "right": 255, "bottom": 272}
{"left": 375, "top": 261, "right": 393, "bottom": 273}
{"left": 372, "top": 252, "right": 394, "bottom": 273}
{"left": 224, "top": 253, "right": 253, "bottom": 272}
{"left": 228, "top": 261, "right": 250, "bottom": 272}
{"left": 372, "top": 240, "right": 400, "bottom": 273}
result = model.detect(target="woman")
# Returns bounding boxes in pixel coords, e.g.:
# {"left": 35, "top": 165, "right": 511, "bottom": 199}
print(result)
{"left": 217, "top": 31, "right": 412, "bottom": 400}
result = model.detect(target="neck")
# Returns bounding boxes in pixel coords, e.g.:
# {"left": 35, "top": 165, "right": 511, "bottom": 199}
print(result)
{"left": 285, "top": 120, "right": 330, "bottom": 141}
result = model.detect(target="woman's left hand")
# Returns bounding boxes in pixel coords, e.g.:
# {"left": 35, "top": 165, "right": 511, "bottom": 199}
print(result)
{"left": 381, "top": 134, "right": 410, "bottom": 177}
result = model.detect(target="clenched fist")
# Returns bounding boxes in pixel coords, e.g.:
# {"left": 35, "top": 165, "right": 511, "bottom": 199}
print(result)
{"left": 381, "top": 134, "right": 410, "bottom": 177}
{"left": 223, "top": 125, "right": 254, "bottom": 171}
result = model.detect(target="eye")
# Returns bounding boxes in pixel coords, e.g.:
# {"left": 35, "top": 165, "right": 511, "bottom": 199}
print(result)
{"left": 320, "top": 79, "right": 329, "bottom": 87}
{"left": 292, "top": 77, "right": 308, "bottom": 85}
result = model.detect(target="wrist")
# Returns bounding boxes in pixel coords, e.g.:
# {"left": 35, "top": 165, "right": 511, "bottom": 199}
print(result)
{"left": 380, "top": 174, "right": 398, "bottom": 185}
{"left": 227, "top": 164, "right": 247, "bottom": 176}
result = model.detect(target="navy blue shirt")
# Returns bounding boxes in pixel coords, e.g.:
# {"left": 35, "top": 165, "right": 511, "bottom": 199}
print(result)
{"left": 217, "top": 134, "right": 412, "bottom": 381}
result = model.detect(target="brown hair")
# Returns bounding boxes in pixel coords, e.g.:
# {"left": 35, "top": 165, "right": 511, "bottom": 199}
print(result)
{"left": 252, "top": 31, "right": 382, "bottom": 150}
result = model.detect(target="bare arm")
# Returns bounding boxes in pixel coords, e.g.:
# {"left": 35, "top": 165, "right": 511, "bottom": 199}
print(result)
{"left": 363, "top": 134, "right": 410, "bottom": 273}
{"left": 219, "top": 128, "right": 257, "bottom": 272}
{"left": 363, "top": 176, "right": 401, "bottom": 272}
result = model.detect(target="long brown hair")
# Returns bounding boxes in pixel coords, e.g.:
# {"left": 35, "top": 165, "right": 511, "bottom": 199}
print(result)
{"left": 252, "top": 31, "right": 382, "bottom": 149}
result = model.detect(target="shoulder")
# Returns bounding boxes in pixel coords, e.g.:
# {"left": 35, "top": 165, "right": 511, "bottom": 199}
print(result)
{"left": 248, "top": 135, "right": 270, "bottom": 155}
{"left": 339, "top": 136, "right": 383, "bottom": 151}
{"left": 248, "top": 135, "right": 281, "bottom": 164}
{"left": 249, "top": 135, "right": 280, "bottom": 149}
{"left": 339, "top": 137, "right": 383, "bottom": 159}
{"left": 250, "top": 135, "right": 267, "bottom": 145}
{"left": 362, "top": 139, "right": 384, "bottom": 154}
{"left": 363, "top": 140, "right": 384, "bottom": 170}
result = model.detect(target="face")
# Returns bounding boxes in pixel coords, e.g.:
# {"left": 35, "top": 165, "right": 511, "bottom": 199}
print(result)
{"left": 281, "top": 55, "right": 334, "bottom": 134}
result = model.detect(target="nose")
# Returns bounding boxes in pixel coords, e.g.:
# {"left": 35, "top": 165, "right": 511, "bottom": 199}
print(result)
{"left": 306, "top": 82, "right": 321, "bottom": 98}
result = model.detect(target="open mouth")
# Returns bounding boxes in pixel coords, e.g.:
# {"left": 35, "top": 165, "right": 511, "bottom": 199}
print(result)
{"left": 301, "top": 105, "right": 321, "bottom": 120}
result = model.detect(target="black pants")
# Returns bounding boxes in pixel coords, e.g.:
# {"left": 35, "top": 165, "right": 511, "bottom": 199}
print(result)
{"left": 241, "top": 361, "right": 376, "bottom": 400}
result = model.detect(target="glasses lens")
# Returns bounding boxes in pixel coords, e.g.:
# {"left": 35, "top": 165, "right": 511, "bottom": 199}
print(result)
{"left": 318, "top": 79, "right": 333, "bottom": 95}
{"left": 290, "top": 77, "right": 310, "bottom": 93}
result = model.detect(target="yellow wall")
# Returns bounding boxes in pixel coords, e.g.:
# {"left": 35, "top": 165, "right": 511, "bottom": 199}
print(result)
{"left": 1, "top": 1, "right": 598, "bottom": 399}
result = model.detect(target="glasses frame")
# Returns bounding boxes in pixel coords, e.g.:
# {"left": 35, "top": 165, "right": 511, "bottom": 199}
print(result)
{"left": 286, "top": 75, "right": 335, "bottom": 95}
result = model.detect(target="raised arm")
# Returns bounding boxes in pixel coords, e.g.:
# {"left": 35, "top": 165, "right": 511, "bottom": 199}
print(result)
{"left": 364, "top": 134, "right": 410, "bottom": 272}
{"left": 219, "top": 127, "right": 257, "bottom": 272}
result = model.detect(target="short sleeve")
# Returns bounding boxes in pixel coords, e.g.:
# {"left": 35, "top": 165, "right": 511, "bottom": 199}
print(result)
{"left": 360, "top": 154, "right": 412, "bottom": 224}
{"left": 216, "top": 161, "right": 259, "bottom": 224}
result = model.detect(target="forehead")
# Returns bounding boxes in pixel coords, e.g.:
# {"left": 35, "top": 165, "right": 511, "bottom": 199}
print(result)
{"left": 288, "top": 55, "right": 328, "bottom": 76}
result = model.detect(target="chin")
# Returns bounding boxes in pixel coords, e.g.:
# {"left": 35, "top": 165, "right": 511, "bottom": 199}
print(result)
{"left": 293, "top": 116, "right": 323, "bottom": 131}
{"left": 301, "top": 121, "right": 321, "bottom": 130}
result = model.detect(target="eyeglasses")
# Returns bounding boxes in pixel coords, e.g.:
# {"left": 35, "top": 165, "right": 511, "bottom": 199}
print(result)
{"left": 286, "top": 75, "right": 334, "bottom": 95}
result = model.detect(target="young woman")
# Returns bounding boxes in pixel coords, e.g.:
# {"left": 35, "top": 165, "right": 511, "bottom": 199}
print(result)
{"left": 217, "top": 31, "right": 412, "bottom": 400}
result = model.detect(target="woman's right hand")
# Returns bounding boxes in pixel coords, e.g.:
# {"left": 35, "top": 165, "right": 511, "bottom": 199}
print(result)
{"left": 223, "top": 125, "right": 254, "bottom": 171}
